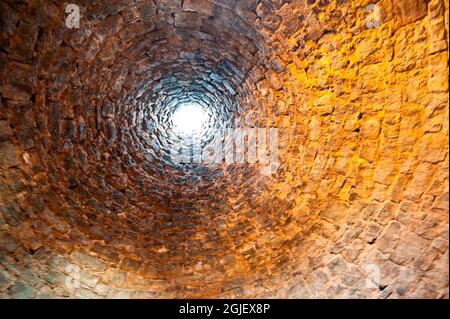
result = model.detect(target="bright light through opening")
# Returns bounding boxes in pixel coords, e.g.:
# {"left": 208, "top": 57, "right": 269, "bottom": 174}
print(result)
{"left": 172, "top": 103, "right": 209, "bottom": 135}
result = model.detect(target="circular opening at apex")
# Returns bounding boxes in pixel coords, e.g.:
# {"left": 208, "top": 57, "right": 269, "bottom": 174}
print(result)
{"left": 171, "top": 102, "right": 209, "bottom": 135}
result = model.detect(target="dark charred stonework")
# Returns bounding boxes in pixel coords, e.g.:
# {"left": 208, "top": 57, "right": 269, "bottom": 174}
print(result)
{"left": 0, "top": 0, "right": 449, "bottom": 299}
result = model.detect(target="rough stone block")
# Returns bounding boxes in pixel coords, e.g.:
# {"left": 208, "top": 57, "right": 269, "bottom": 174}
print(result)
{"left": 418, "top": 133, "right": 448, "bottom": 163}
{"left": 0, "top": 141, "right": 20, "bottom": 169}
{"left": 183, "top": 0, "right": 214, "bottom": 16}
{"left": 0, "top": 120, "right": 13, "bottom": 141}
{"left": 9, "top": 281, "right": 36, "bottom": 299}
{"left": 71, "top": 250, "right": 107, "bottom": 272}
{"left": 174, "top": 12, "right": 204, "bottom": 28}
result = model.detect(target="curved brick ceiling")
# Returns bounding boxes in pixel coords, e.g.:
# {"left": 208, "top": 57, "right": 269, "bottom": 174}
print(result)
{"left": 0, "top": 0, "right": 449, "bottom": 298}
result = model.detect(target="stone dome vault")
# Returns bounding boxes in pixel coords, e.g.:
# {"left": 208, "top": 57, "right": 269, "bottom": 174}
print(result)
{"left": 0, "top": 0, "right": 449, "bottom": 298}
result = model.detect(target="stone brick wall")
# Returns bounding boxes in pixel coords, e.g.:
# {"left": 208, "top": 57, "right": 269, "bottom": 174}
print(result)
{"left": 0, "top": 0, "right": 448, "bottom": 298}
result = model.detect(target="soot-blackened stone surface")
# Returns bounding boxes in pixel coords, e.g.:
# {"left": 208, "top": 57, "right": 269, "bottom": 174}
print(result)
{"left": 0, "top": 0, "right": 449, "bottom": 298}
